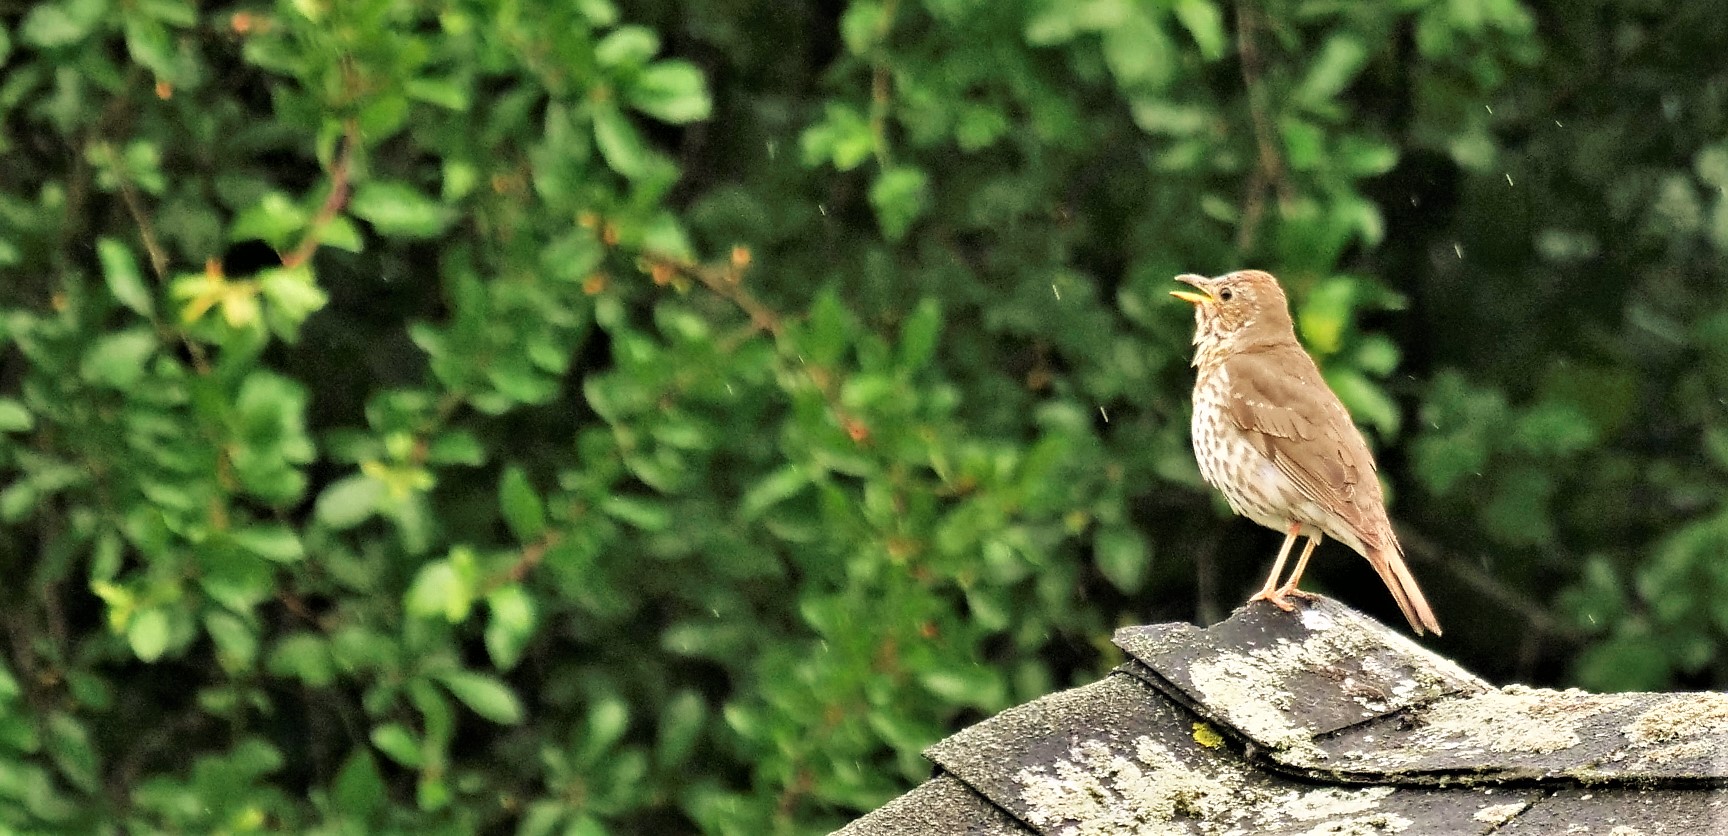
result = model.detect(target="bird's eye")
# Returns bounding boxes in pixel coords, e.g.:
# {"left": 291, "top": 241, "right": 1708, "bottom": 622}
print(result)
{"left": 1219, "top": 287, "right": 1234, "bottom": 301}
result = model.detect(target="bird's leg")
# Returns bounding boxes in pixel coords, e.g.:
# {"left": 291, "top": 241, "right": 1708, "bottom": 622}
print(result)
{"left": 1247, "top": 524, "right": 1302, "bottom": 612}
{"left": 1275, "top": 533, "right": 1323, "bottom": 602}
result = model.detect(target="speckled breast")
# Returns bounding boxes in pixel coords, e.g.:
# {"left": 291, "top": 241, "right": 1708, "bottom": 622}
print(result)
{"left": 1191, "top": 365, "right": 1309, "bottom": 534}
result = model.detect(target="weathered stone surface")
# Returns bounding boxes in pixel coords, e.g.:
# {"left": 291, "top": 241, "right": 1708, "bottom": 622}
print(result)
{"left": 834, "top": 596, "right": 1728, "bottom": 835}
{"left": 1114, "top": 597, "right": 1486, "bottom": 760}
{"left": 835, "top": 774, "right": 1024, "bottom": 836}
{"left": 924, "top": 674, "right": 1544, "bottom": 835}
{"left": 1494, "top": 787, "right": 1728, "bottom": 834}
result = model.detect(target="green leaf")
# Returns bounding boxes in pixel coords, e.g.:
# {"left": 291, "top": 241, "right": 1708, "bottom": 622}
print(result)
{"left": 128, "top": 608, "right": 170, "bottom": 662}
{"left": 405, "top": 76, "right": 471, "bottom": 111}
{"left": 919, "top": 665, "right": 1007, "bottom": 710}
{"left": 1103, "top": 13, "right": 1176, "bottom": 88}
{"left": 869, "top": 167, "right": 930, "bottom": 240}
{"left": 437, "top": 671, "right": 524, "bottom": 725}
{"left": 98, "top": 237, "right": 154, "bottom": 316}
{"left": 320, "top": 216, "right": 365, "bottom": 253}
{"left": 1173, "top": 0, "right": 1226, "bottom": 61}
{"left": 0, "top": 398, "right": 32, "bottom": 433}
{"left": 232, "top": 524, "right": 305, "bottom": 563}
{"left": 1574, "top": 632, "right": 1673, "bottom": 691}
{"left": 370, "top": 723, "right": 423, "bottom": 768}
{"left": 350, "top": 181, "right": 452, "bottom": 238}
{"left": 1326, "top": 369, "right": 1400, "bottom": 436}
{"left": 595, "top": 25, "right": 659, "bottom": 67}
{"left": 205, "top": 611, "right": 258, "bottom": 670}
{"left": 1297, "top": 34, "right": 1369, "bottom": 106}
{"left": 593, "top": 105, "right": 648, "bottom": 178}
{"left": 406, "top": 558, "right": 475, "bottom": 623}
{"left": 314, "top": 475, "right": 384, "bottom": 530}
{"left": 898, "top": 297, "right": 942, "bottom": 371}
{"left": 656, "top": 691, "right": 705, "bottom": 766}
{"left": 740, "top": 465, "right": 810, "bottom": 521}
{"left": 579, "top": 696, "right": 630, "bottom": 762}
{"left": 629, "top": 60, "right": 711, "bottom": 124}
{"left": 267, "top": 632, "right": 335, "bottom": 687}
{"left": 484, "top": 584, "right": 537, "bottom": 670}
{"left": 600, "top": 495, "right": 671, "bottom": 531}
{"left": 22, "top": 0, "right": 107, "bottom": 49}
{"left": 123, "top": 15, "right": 171, "bottom": 77}
{"left": 427, "top": 431, "right": 485, "bottom": 465}
{"left": 800, "top": 104, "right": 874, "bottom": 171}
{"left": 333, "top": 750, "right": 386, "bottom": 817}
{"left": 47, "top": 713, "right": 98, "bottom": 793}
{"left": 1095, "top": 524, "right": 1150, "bottom": 593}
{"left": 840, "top": 1, "right": 884, "bottom": 54}
{"left": 499, "top": 465, "right": 547, "bottom": 542}
{"left": 80, "top": 328, "right": 157, "bottom": 388}
{"left": 230, "top": 192, "right": 310, "bottom": 249}
{"left": 258, "top": 265, "right": 329, "bottom": 340}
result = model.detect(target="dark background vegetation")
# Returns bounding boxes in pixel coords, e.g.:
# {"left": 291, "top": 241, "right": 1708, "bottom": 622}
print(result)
{"left": 2, "top": 0, "right": 1727, "bottom": 831}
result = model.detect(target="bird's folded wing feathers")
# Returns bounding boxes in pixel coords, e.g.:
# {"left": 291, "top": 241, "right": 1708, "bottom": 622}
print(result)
{"left": 1223, "top": 348, "right": 1381, "bottom": 539}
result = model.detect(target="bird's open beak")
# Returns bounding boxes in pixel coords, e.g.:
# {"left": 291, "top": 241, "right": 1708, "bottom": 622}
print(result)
{"left": 1170, "top": 274, "right": 1212, "bottom": 306}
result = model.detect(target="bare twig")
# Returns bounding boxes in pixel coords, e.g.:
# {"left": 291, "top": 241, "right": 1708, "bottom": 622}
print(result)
{"left": 112, "top": 173, "right": 170, "bottom": 280}
{"left": 282, "top": 119, "right": 360, "bottom": 269}
{"left": 644, "top": 251, "right": 784, "bottom": 337}
{"left": 101, "top": 145, "right": 212, "bottom": 374}
{"left": 867, "top": 0, "right": 901, "bottom": 170}
{"left": 1394, "top": 525, "right": 1587, "bottom": 644}
{"left": 1233, "top": 3, "right": 1292, "bottom": 254}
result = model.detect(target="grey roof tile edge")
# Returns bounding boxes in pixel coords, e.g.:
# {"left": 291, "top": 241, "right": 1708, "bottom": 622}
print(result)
{"left": 921, "top": 672, "right": 1551, "bottom": 835}
{"left": 840, "top": 600, "right": 1728, "bottom": 833}
{"left": 831, "top": 773, "right": 1025, "bottom": 836}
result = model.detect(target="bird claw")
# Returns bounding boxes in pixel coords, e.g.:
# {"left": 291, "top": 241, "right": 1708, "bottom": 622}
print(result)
{"left": 1277, "top": 586, "right": 1318, "bottom": 602}
{"left": 1247, "top": 589, "right": 1300, "bottom": 613}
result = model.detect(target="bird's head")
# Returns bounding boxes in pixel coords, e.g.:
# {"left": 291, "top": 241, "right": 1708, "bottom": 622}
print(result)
{"left": 1170, "top": 270, "right": 1295, "bottom": 360}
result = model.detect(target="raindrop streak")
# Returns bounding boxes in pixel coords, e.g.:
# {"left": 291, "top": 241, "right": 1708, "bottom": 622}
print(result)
{"left": 1099, "top": 406, "right": 1109, "bottom": 423}
{"left": 1453, "top": 243, "right": 1464, "bottom": 259}
{"left": 1505, "top": 173, "right": 1515, "bottom": 186}
{"left": 1555, "top": 120, "right": 1565, "bottom": 127}
{"left": 1052, "top": 284, "right": 1062, "bottom": 301}
{"left": 818, "top": 204, "right": 827, "bottom": 215}
{"left": 766, "top": 140, "right": 777, "bottom": 160}
{"left": 1485, "top": 104, "right": 1494, "bottom": 114}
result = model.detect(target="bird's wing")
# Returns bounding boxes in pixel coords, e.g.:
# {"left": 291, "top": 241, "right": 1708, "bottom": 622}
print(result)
{"left": 1222, "top": 345, "right": 1385, "bottom": 544}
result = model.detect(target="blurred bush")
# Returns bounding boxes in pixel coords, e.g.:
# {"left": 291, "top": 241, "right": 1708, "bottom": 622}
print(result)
{"left": 0, "top": 0, "right": 1724, "bottom": 832}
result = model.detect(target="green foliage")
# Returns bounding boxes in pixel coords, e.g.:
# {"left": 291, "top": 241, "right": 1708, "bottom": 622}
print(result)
{"left": 0, "top": 0, "right": 1724, "bottom": 832}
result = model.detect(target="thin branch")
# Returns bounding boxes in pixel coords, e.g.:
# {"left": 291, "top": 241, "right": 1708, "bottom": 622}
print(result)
{"left": 282, "top": 119, "right": 360, "bottom": 269}
{"left": 102, "top": 146, "right": 212, "bottom": 374}
{"left": 645, "top": 250, "right": 784, "bottom": 338}
{"left": 112, "top": 169, "right": 170, "bottom": 281}
{"left": 1233, "top": 3, "right": 1291, "bottom": 254}
{"left": 1394, "top": 525, "right": 1588, "bottom": 644}
{"left": 867, "top": 0, "right": 901, "bottom": 170}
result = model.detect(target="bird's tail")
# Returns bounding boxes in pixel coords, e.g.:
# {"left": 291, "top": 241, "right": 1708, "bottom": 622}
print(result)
{"left": 1365, "top": 540, "right": 1442, "bottom": 636}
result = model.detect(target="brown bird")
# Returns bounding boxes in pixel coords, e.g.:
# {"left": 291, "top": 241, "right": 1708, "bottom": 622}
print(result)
{"left": 1171, "top": 270, "right": 1441, "bottom": 635}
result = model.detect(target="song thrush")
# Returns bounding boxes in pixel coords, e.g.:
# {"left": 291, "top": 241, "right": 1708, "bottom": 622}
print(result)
{"left": 1171, "top": 270, "right": 1442, "bottom": 635}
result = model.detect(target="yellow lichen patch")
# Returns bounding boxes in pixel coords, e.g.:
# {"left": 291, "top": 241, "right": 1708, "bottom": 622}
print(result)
{"left": 1192, "top": 722, "right": 1224, "bottom": 749}
{"left": 1183, "top": 621, "right": 1414, "bottom": 757}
